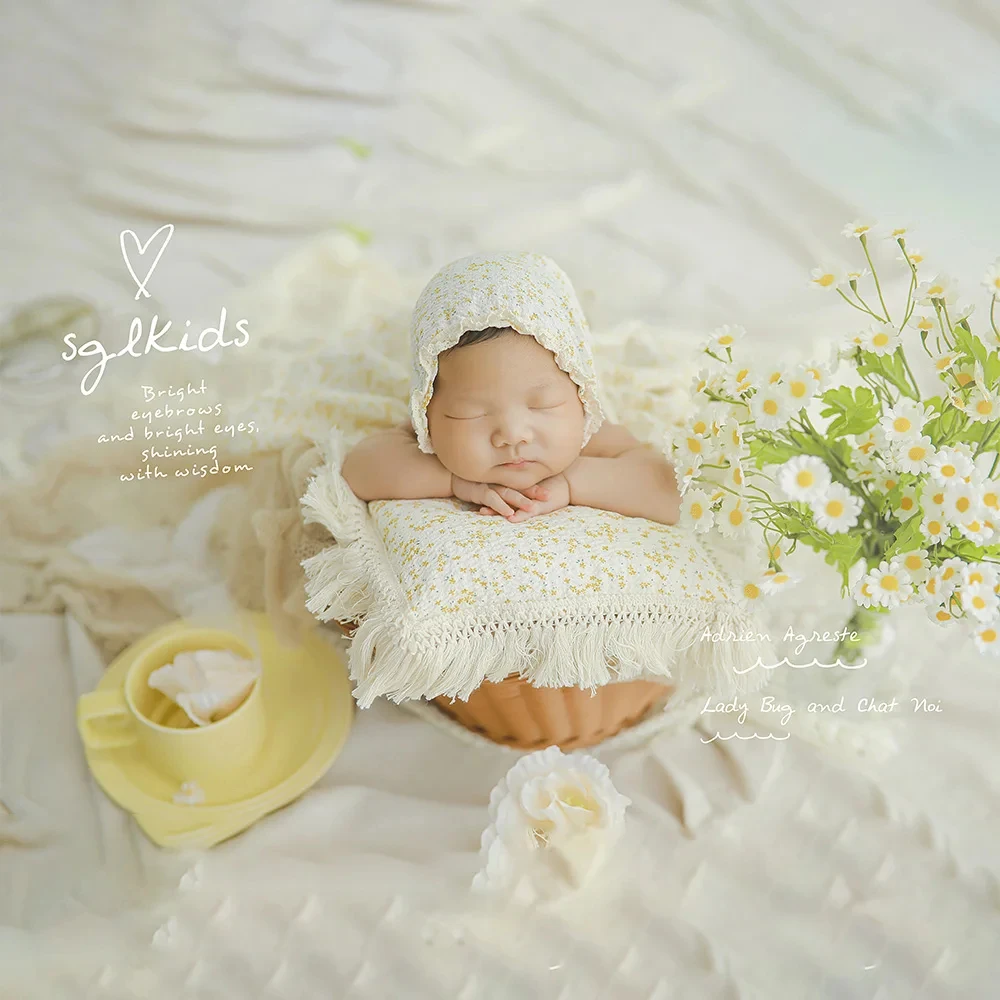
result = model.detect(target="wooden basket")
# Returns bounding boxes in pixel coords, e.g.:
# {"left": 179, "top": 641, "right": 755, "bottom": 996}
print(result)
{"left": 331, "top": 620, "right": 671, "bottom": 750}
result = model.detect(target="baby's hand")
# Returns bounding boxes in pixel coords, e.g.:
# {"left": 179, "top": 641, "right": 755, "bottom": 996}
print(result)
{"left": 477, "top": 473, "right": 570, "bottom": 523}
{"left": 450, "top": 475, "right": 538, "bottom": 518}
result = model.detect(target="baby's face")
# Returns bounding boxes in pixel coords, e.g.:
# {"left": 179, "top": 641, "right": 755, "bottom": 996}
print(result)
{"left": 426, "top": 330, "right": 586, "bottom": 487}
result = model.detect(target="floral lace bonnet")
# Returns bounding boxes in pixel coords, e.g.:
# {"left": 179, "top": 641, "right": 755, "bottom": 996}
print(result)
{"left": 408, "top": 250, "right": 606, "bottom": 454}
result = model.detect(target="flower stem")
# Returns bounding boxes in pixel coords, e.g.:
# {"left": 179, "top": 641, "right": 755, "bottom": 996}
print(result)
{"left": 860, "top": 234, "right": 891, "bottom": 323}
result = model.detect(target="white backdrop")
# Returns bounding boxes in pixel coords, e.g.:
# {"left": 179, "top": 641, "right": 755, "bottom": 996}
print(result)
{"left": 2, "top": 1, "right": 1000, "bottom": 997}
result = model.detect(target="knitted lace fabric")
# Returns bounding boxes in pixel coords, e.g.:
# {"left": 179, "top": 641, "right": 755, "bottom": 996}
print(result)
{"left": 408, "top": 251, "right": 606, "bottom": 454}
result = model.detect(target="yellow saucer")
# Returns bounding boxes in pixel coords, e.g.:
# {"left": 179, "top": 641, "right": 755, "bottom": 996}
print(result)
{"left": 81, "top": 612, "right": 354, "bottom": 849}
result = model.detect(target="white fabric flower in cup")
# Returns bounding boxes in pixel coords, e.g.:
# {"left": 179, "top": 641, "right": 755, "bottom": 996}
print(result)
{"left": 473, "top": 745, "right": 631, "bottom": 903}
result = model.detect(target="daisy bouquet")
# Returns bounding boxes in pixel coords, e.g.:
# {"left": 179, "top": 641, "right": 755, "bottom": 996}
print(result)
{"left": 668, "top": 222, "right": 1000, "bottom": 662}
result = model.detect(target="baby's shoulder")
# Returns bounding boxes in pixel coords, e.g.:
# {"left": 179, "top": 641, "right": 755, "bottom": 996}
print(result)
{"left": 581, "top": 421, "right": 644, "bottom": 458}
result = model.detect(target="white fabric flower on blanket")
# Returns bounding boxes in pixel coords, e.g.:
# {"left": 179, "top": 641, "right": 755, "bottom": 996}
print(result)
{"left": 472, "top": 745, "right": 631, "bottom": 903}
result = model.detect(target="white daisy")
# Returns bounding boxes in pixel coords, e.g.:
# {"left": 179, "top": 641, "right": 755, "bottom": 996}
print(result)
{"left": 717, "top": 417, "right": 745, "bottom": 460}
{"left": 722, "top": 458, "right": 746, "bottom": 493}
{"left": 777, "top": 455, "right": 832, "bottom": 501}
{"left": 928, "top": 447, "right": 974, "bottom": 488}
{"left": 811, "top": 484, "right": 862, "bottom": 533}
{"left": 853, "top": 576, "right": 880, "bottom": 609}
{"left": 852, "top": 428, "right": 881, "bottom": 458}
{"left": 893, "top": 486, "right": 920, "bottom": 523}
{"left": 951, "top": 363, "right": 978, "bottom": 389}
{"left": 930, "top": 353, "right": 962, "bottom": 381}
{"left": 918, "top": 273, "right": 958, "bottom": 306}
{"left": 680, "top": 488, "right": 715, "bottom": 534}
{"left": 749, "top": 387, "right": 793, "bottom": 430}
{"left": 953, "top": 301, "right": 976, "bottom": 322}
{"left": 960, "top": 583, "right": 1000, "bottom": 623}
{"left": 780, "top": 366, "right": 820, "bottom": 408}
{"left": 911, "top": 313, "right": 937, "bottom": 338}
{"left": 943, "top": 482, "right": 983, "bottom": 523}
{"left": 880, "top": 399, "right": 928, "bottom": 441}
{"left": 676, "top": 426, "right": 709, "bottom": 462}
{"left": 677, "top": 458, "right": 703, "bottom": 497}
{"left": 918, "top": 572, "right": 946, "bottom": 606}
{"left": 891, "top": 550, "right": 931, "bottom": 586}
{"left": 759, "top": 569, "right": 799, "bottom": 595}
{"left": 843, "top": 220, "right": 877, "bottom": 239}
{"left": 965, "top": 385, "right": 1000, "bottom": 423}
{"left": 717, "top": 495, "right": 750, "bottom": 537}
{"left": 809, "top": 263, "right": 848, "bottom": 291}
{"left": 721, "top": 362, "right": 755, "bottom": 398}
{"left": 972, "top": 622, "right": 1000, "bottom": 655}
{"left": 859, "top": 322, "right": 901, "bottom": 357}
{"left": 846, "top": 266, "right": 871, "bottom": 283}
{"left": 892, "top": 435, "right": 935, "bottom": 475}
{"left": 927, "top": 603, "right": 956, "bottom": 627}
{"left": 963, "top": 562, "right": 999, "bottom": 591}
{"left": 955, "top": 515, "right": 993, "bottom": 544}
{"left": 937, "top": 558, "right": 965, "bottom": 595}
{"left": 919, "top": 511, "right": 949, "bottom": 544}
{"left": 872, "top": 470, "right": 903, "bottom": 495}
{"left": 866, "top": 561, "right": 912, "bottom": 609}
{"left": 979, "top": 478, "right": 1000, "bottom": 516}
{"left": 692, "top": 367, "right": 727, "bottom": 396}
{"left": 704, "top": 324, "right": 746, "bottom": 353}
{"left": 982, "top": 257, "right": 1000, "bottom": 299}
{"left": 898, "top": 246, "right": 925, "bottom": 268}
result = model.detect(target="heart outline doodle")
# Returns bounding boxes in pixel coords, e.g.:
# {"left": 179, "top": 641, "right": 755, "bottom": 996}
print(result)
{"left": 120, "top": 224, "right": 174, "bottom": 300}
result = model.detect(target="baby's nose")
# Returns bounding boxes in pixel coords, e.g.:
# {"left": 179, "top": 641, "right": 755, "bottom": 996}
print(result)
{"left": 492, "top": 414, "right": 532, "bottom": 447}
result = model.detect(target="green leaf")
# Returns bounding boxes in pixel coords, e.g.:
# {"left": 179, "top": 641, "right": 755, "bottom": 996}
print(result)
{"left": 884, "top": 515, "right": 923, "bottom": 559}
{"left": 823, "top": 532, "right": 864, "bottom": 589}
{"left": 748, "top": 436, "right": 799, "bottom": 470}
{"left": 819, "top": 386, "right": 879, "bottom": 438}
{"left": 953, "top": 325, "right": 988, "bottom": 366}
{"left": 984, "top": 352, "right": 1000, "bottom": 389}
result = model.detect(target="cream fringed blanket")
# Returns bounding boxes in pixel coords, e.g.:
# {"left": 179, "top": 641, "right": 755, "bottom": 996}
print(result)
{"left": 0, "top": 234, "right": 709, "bottom": 665}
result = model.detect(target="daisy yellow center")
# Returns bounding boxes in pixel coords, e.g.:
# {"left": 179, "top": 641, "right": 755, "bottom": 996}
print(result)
{"left": 928, "top": 520, "right": 942, "bottom": 534}
{"left": 826, "top": 499, "right": 845, "bottom": 517}
{"left": 768, "top": 371, "right": 782, "bottom": 384}
{"left": 929, "top": 284, "right": 944, "bottom": 296}
{"left": 736, "top": 369, "right": 750, "bottom": 382}
{"left": 956, "top": 497, "right": 970, "bottom": 513}
{"left": 982, "top": 628, "right": 998, "bottom": 642}
{"left": 796, "top": 470, "right": 815, "bottom": 488}
{"left": 816, "top": 273, "right": 836, "bottom": 287}
{"left": 733, "top": 467, "right": 743, "bottom": 485}
{"left": 807, "top": 368, "right": 821, "bottom": 380}
{"left": 771, "top": 573, "right": 789, "bottom": 584}
{"left": 859, "top": 441, "right": 875, "bottom": 454}
{"left": 744, "top": 583, "right": 761, "bottom": 599}
{"left": 861, "top": 583, "right": 872, "bottom": 597}
{"left": 688, "top": 438, "right": 702, "bottom": 454}
{"left": 940, "top": 465, "right": 957, "bottom": 479}
{"left": 893, "top": 417, "right": 912, "bottom": 432}
{"left": 973, "top": 596, "right": 986, "bottom": 609}
{"left": 693, "top": 421, "right": 707, "bottom": 434}
{"left": 873, "top": 333, "right": 890, "bottom": 347}
{"left": 718, "top": 335, "right": 734, "bottom": 346}
{"left": 763, "top": 399, "right": 779, "bottom": 416}
{"left": 690, "top": 502, "right": 704, "bottom": 518}
{"left": 927, "top": 578, "right": 937, "bottom": 594}
{"left": 696, "top": 380, "right": 707, "bottom": 392}
{"left": 936, "top": 610, "right": 951, "bottom": 622}
{"left": 976, "top": 399, "right": 994, "bottom": 416}
{"left": 984, "top": 492, "right": 998, "bottom": 508}
{"left": 956, "top": 373, "right": 974, "bottom": 387}
{"left": 942, "top": 567, "right": 955, "bottom": 581}
{"left": 880, "top": 575, "right": 900, "bottom": 592}
{"left": 732, "top": 429, "right": 741, "bottom": 446}
{"left": 932, "top": 492, "right": 945, "bottom": 505}
{"left": 900, "top": 497, "right": 914, "bottom": 511}
{"left": 790, "top": 380, "right": 807, "bottom": 397}
{"left": 905, "top": 555, "right": 922, "bottom": 571}
{"left": 935, "top": 357, "right": 952, "bottom": 370}
{"left": 969, "top": 571, "right": 984, "bottom": 585}
{"left": 885, "top": 479, "right": 898, "bottom": 490}
{"left": 908, "top": 446, "right": 927, "bottom": 461}
{"left": 968, "top": 520, "right": 982, "bottom": 531}
{"left": 729, "top": 508, "right": 744, "bottom": 526}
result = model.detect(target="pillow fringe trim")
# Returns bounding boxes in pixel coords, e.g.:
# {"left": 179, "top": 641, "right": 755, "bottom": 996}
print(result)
{"left": 300, "top": 429, "right": 774, "bottom": 709}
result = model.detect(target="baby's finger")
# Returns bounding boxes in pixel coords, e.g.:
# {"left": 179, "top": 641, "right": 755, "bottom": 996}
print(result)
{"left": 525, "top": 484, "right": 550, "bottom": 500}
{"left": 484, "top": 490, "right": 515, "bottom": 516}
{"left": 479, "top": 506, "right": 499, "bottom": 515}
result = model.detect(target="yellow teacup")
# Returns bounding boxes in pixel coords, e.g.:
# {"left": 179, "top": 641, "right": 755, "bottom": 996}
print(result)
{"left": 76, "top": 628, "right": 266, "bottom": 799}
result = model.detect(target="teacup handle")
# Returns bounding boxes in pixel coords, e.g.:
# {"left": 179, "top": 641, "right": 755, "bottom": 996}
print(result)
{"left": 77, "top": 689, "right": 137, "bottom": 750}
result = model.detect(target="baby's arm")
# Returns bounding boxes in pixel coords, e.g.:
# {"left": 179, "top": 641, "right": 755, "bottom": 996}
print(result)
{"left": 340, "top": 425, "right": 452, "bottom": 501}
{"left": 567, "top": 423, "right": 681, "bottom": 525}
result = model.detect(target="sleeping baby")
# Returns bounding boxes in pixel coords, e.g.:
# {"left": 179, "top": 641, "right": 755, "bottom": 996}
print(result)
{"left": 341, "top": 251, "right": 681, "bottom": 525}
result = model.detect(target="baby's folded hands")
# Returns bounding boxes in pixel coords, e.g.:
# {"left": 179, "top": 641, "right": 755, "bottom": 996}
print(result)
{"left": 451, "top": 473, "right": 569, "bottom": 523}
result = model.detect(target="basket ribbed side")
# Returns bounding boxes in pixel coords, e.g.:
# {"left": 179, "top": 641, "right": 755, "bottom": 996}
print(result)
{"left": 432, "top": 673, "right": 671, "bottom": 750}
{"left": 331, "top": 619, "right": 671, "bottom": 749}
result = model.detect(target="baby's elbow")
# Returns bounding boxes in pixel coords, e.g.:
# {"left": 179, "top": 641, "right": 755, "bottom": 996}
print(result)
{"left": 340, "top": 450, "right": 378, "bottom": 501}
